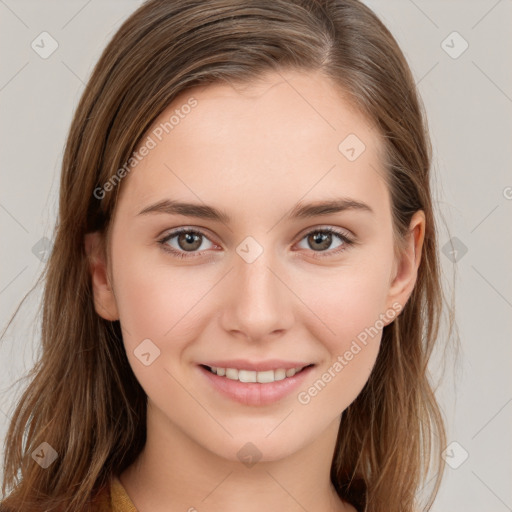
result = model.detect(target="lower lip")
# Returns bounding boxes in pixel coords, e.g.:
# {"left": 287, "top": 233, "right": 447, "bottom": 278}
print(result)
{"left": 198, "top": 365, "right": 314, "bottom": 406}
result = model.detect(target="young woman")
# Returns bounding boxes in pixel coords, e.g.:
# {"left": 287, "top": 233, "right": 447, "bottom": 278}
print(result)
{"left": 0, "top": 0, "right": 454, "bottom": 510}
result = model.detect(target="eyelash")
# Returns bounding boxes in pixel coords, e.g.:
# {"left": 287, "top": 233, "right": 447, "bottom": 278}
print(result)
{"left": 157, "top": 226, "right": 355, "bottom": 260}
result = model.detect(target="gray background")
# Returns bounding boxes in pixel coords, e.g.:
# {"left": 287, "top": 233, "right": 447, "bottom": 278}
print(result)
{"left": 1, "top": 0, "right": 511, "bottom": 509}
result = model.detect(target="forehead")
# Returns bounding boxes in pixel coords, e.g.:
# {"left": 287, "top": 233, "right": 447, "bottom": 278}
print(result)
{"left": 116, "top": 69, "right": 389, "bottom": 220}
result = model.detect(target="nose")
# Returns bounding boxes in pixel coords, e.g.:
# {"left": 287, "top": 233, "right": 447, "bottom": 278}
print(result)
{"left": 219, "top": 241, "right": 295, "bottom": 342}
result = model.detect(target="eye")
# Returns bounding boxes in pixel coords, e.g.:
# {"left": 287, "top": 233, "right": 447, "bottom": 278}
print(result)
{"left": 157, "top": 226, "right": 355, "bottom": 260}
{"left": 158, "top": 228, "right": 217, "bottom": 259}
{"left": 295, "top": 227, "right": 355, "bottom": 258}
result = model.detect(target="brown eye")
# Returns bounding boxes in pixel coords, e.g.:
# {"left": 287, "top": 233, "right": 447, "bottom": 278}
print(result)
{"left": 176, "top": 231, "right": 203, "bottom": 251}
{"left": 159, "top": 228, "right": 215, "bottom": 258}
{"left": 297, "top": 227, "right": 354, "bottom": 256}
{"left": 307, "top": 231, "right": 333, "bottom": 251}
{"left": 158, "top": 226, "right": 354, "bottom": 261}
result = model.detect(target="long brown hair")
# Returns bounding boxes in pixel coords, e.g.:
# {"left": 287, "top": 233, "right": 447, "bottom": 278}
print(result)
{"left": 1, "top": 1, "right": 456, "bottom": 510}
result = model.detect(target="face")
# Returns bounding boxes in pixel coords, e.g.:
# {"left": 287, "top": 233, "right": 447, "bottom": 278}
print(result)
{"left": 86, "top": 69, "right": 424, "bottom": 463}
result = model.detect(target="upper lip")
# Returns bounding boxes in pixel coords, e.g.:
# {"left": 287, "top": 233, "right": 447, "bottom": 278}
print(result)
{"left": 200, "top": 359, "right": 313, "bottom": 372}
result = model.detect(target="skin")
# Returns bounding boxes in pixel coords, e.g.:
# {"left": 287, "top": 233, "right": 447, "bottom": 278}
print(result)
{"left": 85, "top": 68, "right": 425, "bottom": 512}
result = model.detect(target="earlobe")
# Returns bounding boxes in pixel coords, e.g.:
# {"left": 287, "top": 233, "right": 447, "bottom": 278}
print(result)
{"left": 386, "top": 210, "right": 425, "bottom": 313}
{"left": 84, "top": 231, "right": 119, "bottom": 321}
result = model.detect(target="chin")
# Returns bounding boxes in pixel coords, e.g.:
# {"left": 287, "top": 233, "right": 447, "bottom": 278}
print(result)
{"left": 201, "top": 426, "right": 315, "bottom": 465}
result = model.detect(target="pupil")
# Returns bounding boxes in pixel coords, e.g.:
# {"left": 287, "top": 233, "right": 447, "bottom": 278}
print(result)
{"left": 311, "top": 232, "right": 330, "bottom": 250}
{"left": 180, "top": 232, "right": 201, "bottom": 251}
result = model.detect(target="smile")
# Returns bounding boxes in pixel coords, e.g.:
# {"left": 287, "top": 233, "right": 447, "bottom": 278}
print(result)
{"left": 204, "top": 365, "right": 308, "bottom": 383}
{"left": 198, "top": 361, "right": 315, "bottom": 406}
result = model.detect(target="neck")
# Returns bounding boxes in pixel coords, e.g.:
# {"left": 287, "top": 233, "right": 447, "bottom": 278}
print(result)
{"left": 119, "top": 403, "right": 355, "bottom": 512}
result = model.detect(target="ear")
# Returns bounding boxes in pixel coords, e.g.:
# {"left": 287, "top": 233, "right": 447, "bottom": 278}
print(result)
{"left": 385, "top": 210, "right": 425, "bottom": 314}
{"left": 84, "top": 231, "right": 119, "bottom": 321}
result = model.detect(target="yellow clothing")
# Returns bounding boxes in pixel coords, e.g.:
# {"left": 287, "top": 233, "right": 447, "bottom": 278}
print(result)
{"left": 96, "top": 474, "right": 138, "bottom": 512}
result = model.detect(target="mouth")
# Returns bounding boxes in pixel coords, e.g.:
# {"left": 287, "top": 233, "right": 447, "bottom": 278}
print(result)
{"left": 197, "top": 361, "right": 316, "bottom": 406}
{"left": 200, "top": 364, "right": 314, "bottom": 383}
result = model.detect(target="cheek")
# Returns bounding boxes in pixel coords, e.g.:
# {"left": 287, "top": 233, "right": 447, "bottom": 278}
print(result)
{"left": 110, "top": 242, "right": 198, "bottom": 345}
{"left": 110, "top": 250, "right": 211, "bottom": 405}
{"left": 303, "top": 259, "right": 392, "bottom": 348}
{"left": 110, "top": 242, "right": 222, "bottom": 370}
{"left": 296, "top": 282, "right": 385, "bottom": 419}
{"left": 294, "top": 257, "right": 392, "bottom": 410}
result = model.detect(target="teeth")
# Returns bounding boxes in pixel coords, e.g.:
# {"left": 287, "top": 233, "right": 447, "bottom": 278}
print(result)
{"left": 225, "top": 368, "right": 238, "bottom": 380}
{"left": 257, "top": 370, "right": 274, "bottom": 383}
{"left": 274, "top": 369, "right": 286, "bottom": 381}
{"left": 208, "top": 365, "right": 305, "bottom": 383}
{"left": 239, "top": 370, "right": 256, "bottom": 382}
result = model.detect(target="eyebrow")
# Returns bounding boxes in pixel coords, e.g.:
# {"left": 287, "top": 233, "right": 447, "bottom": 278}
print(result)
{"left": 137, "top": 197, "right": 374, "bottom": 223}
